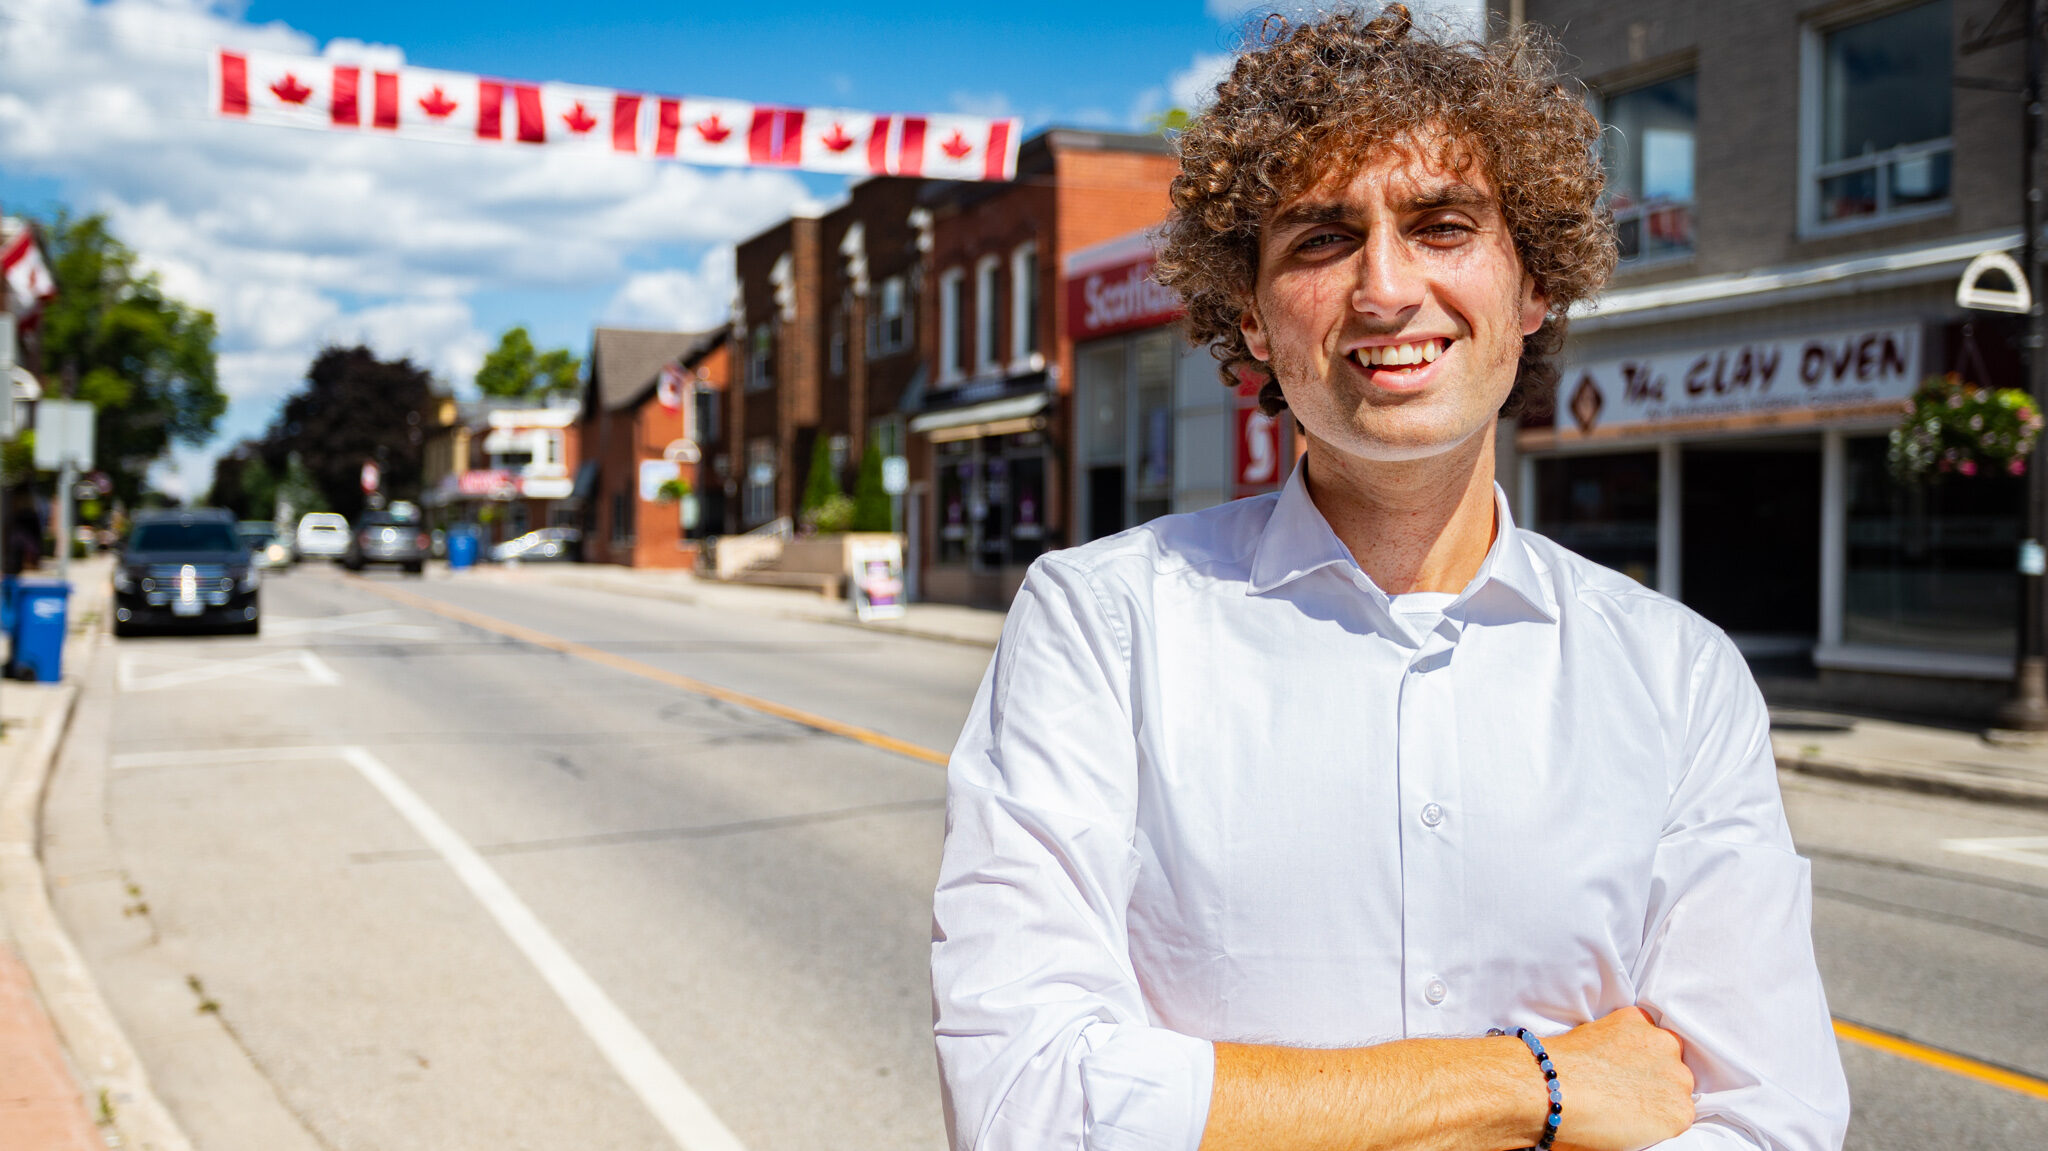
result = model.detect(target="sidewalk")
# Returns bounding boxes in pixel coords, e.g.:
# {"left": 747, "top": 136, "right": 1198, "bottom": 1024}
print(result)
{"left": 468, "top": 560, "right": 2048, "bottom": 808}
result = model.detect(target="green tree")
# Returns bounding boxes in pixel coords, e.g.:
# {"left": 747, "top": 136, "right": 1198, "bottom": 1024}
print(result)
{"left": 850, "top": 440, "right": 892, "bottom": 532}
{"left": 265, "top": 346, "right": 434, "bottom": 520}
{"left": 206, "top": 442, "right": 276, "bottom": 520}
{"left": 36, "top": 212, "right": 225, "bottom": 506}
{"left": 272, "top": 452, "right": 326, "bottom": 521}
{"left": 799, "top": 434, "right": 841, "bottom": 517}
{"left": 475, "top": 325, "right": 581, "bottom": 401}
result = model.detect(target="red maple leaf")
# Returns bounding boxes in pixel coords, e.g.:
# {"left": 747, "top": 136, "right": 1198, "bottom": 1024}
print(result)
{"left": 269, "top": 73, "right": 313, "bottom": 104}
{"left": 696, "top": 114, "right": 731, "bottom": 144}
{"left": 820, "top": 122, "right": 855, "bottom": 152}
{"left": 562, "top": 102, "right": 598, "bottom": 133}
{"left": 940, "top": 130, "right": 974, "bottom": 160}
{"left": 418, "top": 87, "right": 459, "bottom": 118}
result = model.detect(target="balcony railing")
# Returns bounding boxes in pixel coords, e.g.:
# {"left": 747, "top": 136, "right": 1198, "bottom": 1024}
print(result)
{"left": 1813, "top": 137, "right": 1952, "bottom": 227}
{"left": 1611, "top": 196, "right": 1695, "bottom": 265}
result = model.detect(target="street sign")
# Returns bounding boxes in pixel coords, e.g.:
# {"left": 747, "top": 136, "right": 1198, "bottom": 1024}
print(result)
{"left": 32, "top": 400, "right": 94, "bottom": 470}
{"left": 881, "top": 454, "right": 908, "bottom": 495}
{"left": 361, "top": 460, "right": 380, "bottom": 493}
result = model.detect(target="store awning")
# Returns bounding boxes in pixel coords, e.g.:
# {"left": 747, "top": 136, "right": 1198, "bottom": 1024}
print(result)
{"left": 567, "top": 460, "right": 599, "bottom": 504}
{"left": 909, "top": 392, "right": 1049, "bottom": 441}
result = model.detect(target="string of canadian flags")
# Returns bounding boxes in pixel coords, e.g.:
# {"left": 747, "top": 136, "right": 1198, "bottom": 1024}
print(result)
{"left": 211, "top": 47, "right": 1023, "bottom": 182}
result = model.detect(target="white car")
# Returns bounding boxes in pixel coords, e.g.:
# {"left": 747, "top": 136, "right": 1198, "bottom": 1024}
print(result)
{"left": 295, "top": 512, "right": 352, "bottom": 562}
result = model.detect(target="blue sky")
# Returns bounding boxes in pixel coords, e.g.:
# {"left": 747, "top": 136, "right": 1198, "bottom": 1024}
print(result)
{"left": 0, "top": 0, "right": 1478, "bottom": 496}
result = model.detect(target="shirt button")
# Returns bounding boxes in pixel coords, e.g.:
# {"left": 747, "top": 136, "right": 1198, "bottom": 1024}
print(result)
{"left": 1424, "top": 978, "right": 1448, "bottom": 1005}
{"left": 1420, "top": 802, "right": 1445, "bottom": 827}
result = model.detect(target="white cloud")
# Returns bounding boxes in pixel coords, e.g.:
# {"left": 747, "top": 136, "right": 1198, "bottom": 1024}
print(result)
{"left": 0, "top": 0, "right": 813, "bottom": 495}
{"left": 603, "top": 246, "right": 736, "bottom": 332}
{"left": 1204, "top": 0, "right": 1487, "bottom": 37}
{"left": 1169, "top": 52, "right": 1234, "bottom": 113}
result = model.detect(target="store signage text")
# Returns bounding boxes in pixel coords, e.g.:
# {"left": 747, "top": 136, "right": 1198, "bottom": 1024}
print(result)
{"left": 1559, "top": 325, "right": 1921, "bottom": 436}
{"left": 1067, "top": 255, "right": 1182, "bottom": 340}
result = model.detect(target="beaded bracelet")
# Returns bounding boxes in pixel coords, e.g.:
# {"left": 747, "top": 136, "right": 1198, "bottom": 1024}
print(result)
{"left": 1487, "top": 1026, "right": 1562, "bottom": 1151}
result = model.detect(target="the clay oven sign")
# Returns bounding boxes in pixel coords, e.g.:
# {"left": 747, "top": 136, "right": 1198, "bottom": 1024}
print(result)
{"left": 1555, "top": 324, "right": 1921, "bottom": 437}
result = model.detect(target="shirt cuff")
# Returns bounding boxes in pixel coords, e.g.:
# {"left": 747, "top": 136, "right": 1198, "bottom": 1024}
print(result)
{"left": 1078, "top": 1024, "right": 1215, "bottom": 1151}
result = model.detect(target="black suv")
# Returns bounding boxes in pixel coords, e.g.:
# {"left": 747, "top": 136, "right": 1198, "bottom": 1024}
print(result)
{"left": 343, "top": 509, "right": 429, "bottom": 574}
{"left": 112, "top": 509, "right": 261, "bottom": 636}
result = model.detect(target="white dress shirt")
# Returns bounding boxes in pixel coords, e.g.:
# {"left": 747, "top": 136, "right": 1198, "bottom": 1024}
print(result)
{"left": 932, "top": 461, "right": 1849, "bottom": 1151}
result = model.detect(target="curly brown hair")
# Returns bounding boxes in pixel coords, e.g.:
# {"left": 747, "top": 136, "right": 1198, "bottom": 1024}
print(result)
{"left": 1154, "top": 4, "right": 1614, "bottom": 416}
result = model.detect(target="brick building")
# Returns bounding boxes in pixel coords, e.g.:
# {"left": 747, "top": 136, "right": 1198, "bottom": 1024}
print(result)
{"left": 1501, "top": 0, "right": 2029, "bottom": 717}
{"left": 910, "top": 129, "right": 1180, "bottom": 606}
{"left": 579, "top": 326, "right": 729, "bottom": 567}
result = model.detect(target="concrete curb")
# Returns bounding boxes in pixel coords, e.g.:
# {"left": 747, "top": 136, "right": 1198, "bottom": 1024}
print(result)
{"left": 1777, "top": 749, "right": 2048, "bottom": 810}
{"left": 0, "top": 631, "right": 196, "bottom": 1151}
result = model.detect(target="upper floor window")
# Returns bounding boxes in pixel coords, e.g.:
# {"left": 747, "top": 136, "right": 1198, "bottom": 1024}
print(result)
{"left": 939, "top": 267, "right": 967, "bottom": 384}
{"left": 870, "top": 275, "right": 913, "bottom": 357}
{"left": 746, "top": 323, "right": 775, "bottom": 392}
{"left": 1010, "top": 243, "right": 1041, "bottom": 366}
{"left": 1601, "top": 74, "right": 1696, "bottom": 264}
{"left": 975, "top": 255, "right": 1003, "bottom": 376}
{"left": 1804, "top": 0, "right": 1952, "bottom": 231}
{"left": 829, "top": 305, "right": 847, "bottom": 376}
{"left": 692, "top": 386, "right": 719, "bottom": 446}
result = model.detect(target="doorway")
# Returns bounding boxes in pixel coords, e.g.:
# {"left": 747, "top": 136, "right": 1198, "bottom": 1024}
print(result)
{"left": 1680, "top": 439, "right": 1820, "bottom": 652}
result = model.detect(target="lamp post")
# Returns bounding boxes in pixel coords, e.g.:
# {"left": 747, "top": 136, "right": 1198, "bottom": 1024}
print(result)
{"left": 1997, "top": 0, "right": 2048, "bottom": 732}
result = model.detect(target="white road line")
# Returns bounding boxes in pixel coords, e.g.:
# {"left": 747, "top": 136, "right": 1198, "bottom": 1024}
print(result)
{"left": 111, "top": 745, "right": 348, "bottom": 771}
{"left": 338, "top": 746, "right": 748, "bottom": 1151}
{"left": 1942, "top": 836, "right": 2048, "bottom": 871}
{"left": 116, "top": 649, "right": 341, "bottom": 693}
{"left": 297, "top": 649, "right": 341, "bottom": 685}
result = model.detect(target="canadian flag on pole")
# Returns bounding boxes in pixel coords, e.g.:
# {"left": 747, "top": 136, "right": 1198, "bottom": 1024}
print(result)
{"left": 1, "top": 229, "right": 56, "bottom": 317}
{"left": 212, "top": 46, "right": 1022, "bottom": 182}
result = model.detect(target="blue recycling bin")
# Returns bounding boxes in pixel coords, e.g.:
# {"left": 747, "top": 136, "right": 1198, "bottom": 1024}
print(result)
{"left": 8, "top": 581, "right": 69, "bottom": 682}
{"left": 0, "top": 574, "right": 18, "bottom": 632}
{"left": 446, "top": 526, "right": 479, "bottom": 570}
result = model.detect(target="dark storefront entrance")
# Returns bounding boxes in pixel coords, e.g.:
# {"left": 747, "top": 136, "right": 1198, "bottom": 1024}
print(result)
{"left": 1681, "top": 440, "right": 1821, "bottom": 652}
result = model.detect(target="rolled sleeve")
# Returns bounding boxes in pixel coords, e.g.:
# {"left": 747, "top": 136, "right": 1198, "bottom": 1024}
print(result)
{"left": 933, "top": 558, "right": 1214, "bottom": 1151}
{"left": 1635, "top": 632, "right": 1850, "bottom": 1151}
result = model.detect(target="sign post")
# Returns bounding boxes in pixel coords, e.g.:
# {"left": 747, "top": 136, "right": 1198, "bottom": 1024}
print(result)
{"left": 33, "top": 400, "right": 94, "bottom": 585}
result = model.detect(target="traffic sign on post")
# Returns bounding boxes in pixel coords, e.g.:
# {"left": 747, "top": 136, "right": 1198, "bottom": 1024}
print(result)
{"left": 33, "top": 400, "right": 94, "bottom": 471}
{"left": 361, "top": 460, "right": 381, "bottom": 493}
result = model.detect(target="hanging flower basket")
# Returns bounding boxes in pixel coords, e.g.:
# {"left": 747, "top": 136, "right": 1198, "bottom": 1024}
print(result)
{"left": 1886, "top": 373, "right": 2043, "bottom": 484}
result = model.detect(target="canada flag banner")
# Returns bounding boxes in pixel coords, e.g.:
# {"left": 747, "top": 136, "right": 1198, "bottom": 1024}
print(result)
{"left": 212, "top": 47, "right": 1022, "bottom": 182}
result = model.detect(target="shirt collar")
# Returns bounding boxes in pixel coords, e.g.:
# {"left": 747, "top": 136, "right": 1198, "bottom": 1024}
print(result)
{"left": 1245, "top": 455, "right": 1558, "bottom": 624}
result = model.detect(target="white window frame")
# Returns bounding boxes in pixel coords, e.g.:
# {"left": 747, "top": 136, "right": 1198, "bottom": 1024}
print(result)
{"left": 974, "top": 254, "right": 1002, "bottom": 376}
{"left": 744, "top": 438, "right": 777, "bottom": 526}
{"left": 938, "top": 267, "right": 966, "bottom": 385}
{"left": 1596, "top": 74, "right": 1698, "bottom": 269}
{"left": 874, "top": 275, "right": 910, "bottom": 356}
{"left": 1009, "top": 242, "right": 1042, "bottom": 372}
{"left": 1797, "top": 3, "right": 1954, "bottom": 238}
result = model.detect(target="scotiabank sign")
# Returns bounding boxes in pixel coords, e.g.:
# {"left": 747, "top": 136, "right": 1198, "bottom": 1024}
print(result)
{"left": 1556, "top": 324, "right": 1922, "bottom": 438}
{"left": 1067, "top": 254, "right": 1182, "bottom": 340}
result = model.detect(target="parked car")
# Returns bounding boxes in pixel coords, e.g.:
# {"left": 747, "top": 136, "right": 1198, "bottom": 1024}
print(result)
{"left": 344, "top": 510, "right": 430, "bottom": 574}
{"left": 295, "top": 512, "right": 351, "bottom": 562}
{"left": 111, "top": 509, "right": 260, "bottom": 637}
{"left": 490, "top": 526, "right": 581, "bottom": 563}
{"left": 238, "top": 521, "right": 293, "bottom": 569}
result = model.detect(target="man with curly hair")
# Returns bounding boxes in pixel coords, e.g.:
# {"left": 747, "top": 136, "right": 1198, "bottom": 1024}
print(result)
{"left": 932, "top": 7, "right": 1849, "bottom": 1151}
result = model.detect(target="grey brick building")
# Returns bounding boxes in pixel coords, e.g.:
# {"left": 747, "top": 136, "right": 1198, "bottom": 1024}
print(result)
{"left": 1499, "top": 0, "right": 2032, "bottom": 718}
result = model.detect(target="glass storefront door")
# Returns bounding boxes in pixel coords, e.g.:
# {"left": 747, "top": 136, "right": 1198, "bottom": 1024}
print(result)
{"left": 935, "top": 432, "right": 1048, "bottom": 573}
{"left": 1681, "top": 440, "right": 1821, "bottom": 644}
{"left": 1530, "top": 451, "right": 1660, "bottom": 586}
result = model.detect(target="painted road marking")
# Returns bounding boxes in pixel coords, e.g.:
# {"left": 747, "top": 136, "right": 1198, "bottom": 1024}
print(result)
{"left": 117, "top": 648, "right": 340, "bottom": 693}
{"left": 353, "top": 579, "right": 947, "bottom": 767}
{"left": 264, "top": 610, "right": 442, "bottom": 641}
{"left": 109, "top": 743, "right": 749, "bottom": 1151}
{"left": 357, "top": 580, "right": 2048, "bottom": 1103}
{"left": 1941, "top": 836, "right": 2048, "bottom": 871}
{"left": 1834, "top": 1019, "right": 2048, "bottom": 1101}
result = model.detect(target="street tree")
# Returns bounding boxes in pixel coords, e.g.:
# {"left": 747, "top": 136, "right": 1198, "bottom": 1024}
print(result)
{"left": 475, "top": 325, "right": 581, "bottom": 401}
{"left": 36, "top": 212, "right": 225, "bottom": 506}
{"left": 266, "top": 345, "right": 434, "bottom": 521}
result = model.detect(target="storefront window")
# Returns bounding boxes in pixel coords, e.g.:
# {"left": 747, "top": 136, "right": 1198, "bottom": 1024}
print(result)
{"left": 1132, "top": 330, "right": 1175, "bottom": 526}
{"left": 1812, "top": 0, "right": 1951, "bottom": 226}
{"left": 1079, "top": 342, "right": 1128, "bottom": 539}
{"left": 1532, "top": 452, "right": 1659, "bottom": 586}
{"left": 1601, "top": 74, "right": 1696, "bottom": 263}
{"left": 1844, "top": 435, "right": 2017, "bottom": 655}
{"left": 935, "top": 432, "right": 1047, "bottom": 569}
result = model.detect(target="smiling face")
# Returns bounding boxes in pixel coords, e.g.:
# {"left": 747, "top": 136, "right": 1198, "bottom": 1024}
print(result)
{"left": 1239, "top": 134, "right": 1547, "bottom": 465}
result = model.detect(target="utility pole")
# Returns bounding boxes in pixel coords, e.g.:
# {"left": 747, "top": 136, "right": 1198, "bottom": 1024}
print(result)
{"left": 1999, "top": 0, "right": 2048, "bottom": 731}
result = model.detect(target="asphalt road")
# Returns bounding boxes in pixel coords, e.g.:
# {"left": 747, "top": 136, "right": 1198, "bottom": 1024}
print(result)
{"left": 39, "top": 562, "right": 2048, "bottom": 1150}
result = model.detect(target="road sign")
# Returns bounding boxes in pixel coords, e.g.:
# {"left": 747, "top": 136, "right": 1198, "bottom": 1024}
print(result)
{"left": 881, "top": 454, "right": 908, "bottom": 495}
{"left": 32, "top": 400, "right": 94, "bottom": 470}
{"left": 361, "top": 460, "right": 381, "bottom": 493}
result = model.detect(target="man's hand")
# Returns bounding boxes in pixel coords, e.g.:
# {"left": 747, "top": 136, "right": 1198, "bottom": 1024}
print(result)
{"left": 1544, "top": 1007, "right": 1695, "bottom": 1151}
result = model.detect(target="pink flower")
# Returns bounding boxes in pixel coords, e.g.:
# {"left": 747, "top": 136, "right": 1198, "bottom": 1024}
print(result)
{"left": 2011, "top": 459, "right": 2028, "bottom": 476}
{"left": 1960, "top": 459, "right": 1978, "bottom": 476}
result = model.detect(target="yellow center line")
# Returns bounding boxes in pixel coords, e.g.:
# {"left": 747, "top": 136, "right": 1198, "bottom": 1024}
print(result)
{"left": 1833, "top": 1019, "right": 2048, "bottom": 1101}
{"left": 349, "top": 576, "right": 948, "bottom": 768}
{"left": 352, "top": 574, "right": 2048, "bottom": 1103}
